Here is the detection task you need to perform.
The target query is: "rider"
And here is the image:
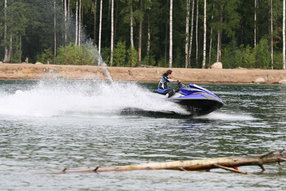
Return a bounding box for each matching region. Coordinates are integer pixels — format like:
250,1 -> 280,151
157,70 -> 181,97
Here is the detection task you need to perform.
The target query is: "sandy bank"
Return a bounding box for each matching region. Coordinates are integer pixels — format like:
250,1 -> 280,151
0,63 -> 285,84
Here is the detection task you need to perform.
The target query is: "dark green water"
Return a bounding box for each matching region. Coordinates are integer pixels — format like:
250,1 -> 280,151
0,80 -> 285,190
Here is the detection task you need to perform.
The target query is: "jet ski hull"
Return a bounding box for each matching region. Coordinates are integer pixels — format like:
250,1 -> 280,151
169,97 -> 223,116
163,84 -> 224,116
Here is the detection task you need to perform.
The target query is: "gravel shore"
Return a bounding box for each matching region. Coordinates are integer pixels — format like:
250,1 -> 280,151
0,63 -> 286,84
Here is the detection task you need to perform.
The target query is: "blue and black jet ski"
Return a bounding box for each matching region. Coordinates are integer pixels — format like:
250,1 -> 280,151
159,83 -> 223,116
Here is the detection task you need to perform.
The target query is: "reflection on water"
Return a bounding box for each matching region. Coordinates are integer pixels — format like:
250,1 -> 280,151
0,80 -> 286,191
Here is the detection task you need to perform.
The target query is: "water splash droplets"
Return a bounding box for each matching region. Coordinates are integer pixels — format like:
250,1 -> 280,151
0,80 -> 188,117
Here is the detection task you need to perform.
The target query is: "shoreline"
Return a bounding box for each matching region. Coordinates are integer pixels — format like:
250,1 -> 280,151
0,63 -> 286,84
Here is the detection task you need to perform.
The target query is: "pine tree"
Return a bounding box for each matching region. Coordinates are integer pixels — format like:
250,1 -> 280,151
283,0 -> 286,69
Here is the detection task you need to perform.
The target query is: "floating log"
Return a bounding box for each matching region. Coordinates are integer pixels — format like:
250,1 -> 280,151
46,150 -> 286,174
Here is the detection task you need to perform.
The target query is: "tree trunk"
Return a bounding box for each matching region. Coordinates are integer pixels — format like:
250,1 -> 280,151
202,0 -> 206,68
108,0 -> 111,21
254,0 -> 257,47
185,0 -> 190,68
270,0 -> 273,69
75,0 -> 78,45
110,0 -> 114,66
209,4 -> 214,66
94,0 -> 97,44
68,0 -> 70,36
99,0 -> 103,54
79,0 -> 82,45
54,0 -> 57,64
7,34 -> 13,62
216,4 -> 223,63
169,0 -> 173,68
64,0 -> 67,45
138,0 -> 143,67
164,17 -> 168,67
19,35 -> 22,62
4,0 -> 8,63
68,0 -> 70,18
114,0 -> 119,42
195,0 -> 199,67
47,151 -> 286,174
147,12 -> 151,65
130,1 -> 134,49
283,0 -> 285,69
188,0 -> 195,68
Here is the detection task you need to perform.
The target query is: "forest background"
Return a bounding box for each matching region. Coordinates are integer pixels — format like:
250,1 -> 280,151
0,0 -> 286,70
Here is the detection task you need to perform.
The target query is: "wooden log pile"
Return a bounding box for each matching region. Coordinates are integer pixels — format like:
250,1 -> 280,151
45,150 -> 286,175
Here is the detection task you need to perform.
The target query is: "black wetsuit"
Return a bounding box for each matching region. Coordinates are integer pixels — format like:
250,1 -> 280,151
157,76 -> 175,97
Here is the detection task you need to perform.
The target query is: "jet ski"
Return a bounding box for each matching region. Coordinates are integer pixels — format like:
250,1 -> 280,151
157,83 -> 223,116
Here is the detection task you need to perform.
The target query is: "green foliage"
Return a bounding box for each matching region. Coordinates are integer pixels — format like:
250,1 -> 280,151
0,0 -> 285,69
157,58 -> 166,67
174,47 -> 183,68
254,38 -> 270,69
101,47 -> 111,66
273,52 -> 283,69
11,36 -> 22,63
232,49 -> 243,68
221,43 -> 245,69
5,1 -> 32,36
36,48 -> 53,64
241,45 -> 256,68
113,41 -> 127,66
142,55 -> 156,67
127,47 -> 138,67
221,45 -> 236,69
221,39 -> 271,69
56,44 -> 96,65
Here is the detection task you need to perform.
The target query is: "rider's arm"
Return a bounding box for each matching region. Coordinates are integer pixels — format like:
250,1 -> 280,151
168,78 -> 180,83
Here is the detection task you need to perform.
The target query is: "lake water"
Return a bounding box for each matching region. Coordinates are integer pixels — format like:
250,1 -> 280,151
0,80 -> 285,191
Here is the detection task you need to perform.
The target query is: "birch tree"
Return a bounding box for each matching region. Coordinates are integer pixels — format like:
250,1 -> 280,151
110,0 -> 114,66
209,3 -> 214,66
79,0 -> 81,45
188,0 -> 195,68
98,0 -> 103,54
195,0 -> 199,66
185,0 -> 190,68
54,0 -> 57,64
169,0 -> 173,68
202,0 -> 206,68
130,0 -> 134,49
64,0 -> 67,45
75,0 -> 78,45
94,0 -> 97,44
138,0 -> 143,67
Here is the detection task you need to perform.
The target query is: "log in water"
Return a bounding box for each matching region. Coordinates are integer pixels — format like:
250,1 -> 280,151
47,151 -> 286,174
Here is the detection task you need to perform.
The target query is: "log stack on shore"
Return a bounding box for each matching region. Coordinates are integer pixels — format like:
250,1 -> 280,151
0,63 -> 286,84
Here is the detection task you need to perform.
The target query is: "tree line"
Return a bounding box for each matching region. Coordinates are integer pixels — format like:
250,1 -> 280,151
0,0 -> 286,69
